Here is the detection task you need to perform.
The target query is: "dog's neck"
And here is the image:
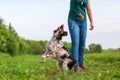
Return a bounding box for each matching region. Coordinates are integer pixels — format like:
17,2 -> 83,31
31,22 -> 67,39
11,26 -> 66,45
52,36 -> 62,41
49,36 -> 62,44
56,36 -> 62,41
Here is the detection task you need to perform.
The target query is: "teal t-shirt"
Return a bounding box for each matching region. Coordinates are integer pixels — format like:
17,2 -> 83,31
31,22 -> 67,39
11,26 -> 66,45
68,0 -> 88,22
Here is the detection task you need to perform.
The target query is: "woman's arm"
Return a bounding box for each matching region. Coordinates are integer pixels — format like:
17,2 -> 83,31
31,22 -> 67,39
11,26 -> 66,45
87,0 -> 94,30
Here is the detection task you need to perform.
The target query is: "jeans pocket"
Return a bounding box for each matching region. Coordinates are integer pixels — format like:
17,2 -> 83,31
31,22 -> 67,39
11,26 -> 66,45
68,18 -> 75,30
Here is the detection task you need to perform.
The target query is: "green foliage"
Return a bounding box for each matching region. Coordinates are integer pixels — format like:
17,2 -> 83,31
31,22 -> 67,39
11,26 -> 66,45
0,18 -> 47,56
19,39 -> 30,55
6,34 -> 19,56
117,48 -> 120,52
64,42 -> 71,51
0,22 -> 8,52
0,18 -> 19,56
39,40 -> 47,54
0,52 -> 120,80
85,48 -> 89,53
25,40 -> 47,55
88,43 -> 102,53
0,35 -> 7,52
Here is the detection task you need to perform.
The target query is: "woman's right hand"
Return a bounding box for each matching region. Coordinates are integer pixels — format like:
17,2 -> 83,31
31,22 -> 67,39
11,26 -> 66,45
79,13 -> 84,20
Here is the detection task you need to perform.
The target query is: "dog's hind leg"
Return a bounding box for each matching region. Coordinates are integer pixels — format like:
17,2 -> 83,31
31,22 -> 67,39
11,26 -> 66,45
62,61 -> 69,71
58,61 -> 64,71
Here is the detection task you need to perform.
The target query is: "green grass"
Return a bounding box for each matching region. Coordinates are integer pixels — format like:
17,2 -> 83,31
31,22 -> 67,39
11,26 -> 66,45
0,52 -> 120,80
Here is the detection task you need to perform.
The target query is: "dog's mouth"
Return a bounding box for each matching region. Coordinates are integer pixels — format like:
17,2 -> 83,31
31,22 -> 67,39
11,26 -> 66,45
53,31 -> 68,36
56,31 -> 67,40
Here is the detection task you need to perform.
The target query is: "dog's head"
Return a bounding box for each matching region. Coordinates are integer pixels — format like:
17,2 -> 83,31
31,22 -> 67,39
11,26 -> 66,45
53,24 -> 67,40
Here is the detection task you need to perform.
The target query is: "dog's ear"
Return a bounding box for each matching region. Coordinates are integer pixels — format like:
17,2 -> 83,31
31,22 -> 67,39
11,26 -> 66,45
60,24 -> 64,28
53,27 -> 59,33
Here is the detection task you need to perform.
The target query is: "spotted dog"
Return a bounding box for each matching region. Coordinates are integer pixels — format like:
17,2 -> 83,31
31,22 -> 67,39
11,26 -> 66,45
40,24 -> 76,71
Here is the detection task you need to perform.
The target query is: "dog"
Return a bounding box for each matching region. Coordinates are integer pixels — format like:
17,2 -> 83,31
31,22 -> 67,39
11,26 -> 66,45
40,24 -> 76,71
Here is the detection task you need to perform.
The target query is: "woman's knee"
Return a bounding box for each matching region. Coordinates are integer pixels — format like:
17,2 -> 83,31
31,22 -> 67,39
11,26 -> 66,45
72,40 -> 79,47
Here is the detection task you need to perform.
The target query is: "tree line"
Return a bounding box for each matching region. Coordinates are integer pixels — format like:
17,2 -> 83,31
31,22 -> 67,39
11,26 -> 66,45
0,18 -> 119,56
0,18 -> 47,56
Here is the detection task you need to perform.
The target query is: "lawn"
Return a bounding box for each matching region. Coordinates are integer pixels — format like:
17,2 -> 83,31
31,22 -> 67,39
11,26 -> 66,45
0,52 -> 120,80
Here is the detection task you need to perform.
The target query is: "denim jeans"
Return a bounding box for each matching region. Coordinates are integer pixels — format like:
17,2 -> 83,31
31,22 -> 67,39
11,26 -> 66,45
68,18 -> 87,71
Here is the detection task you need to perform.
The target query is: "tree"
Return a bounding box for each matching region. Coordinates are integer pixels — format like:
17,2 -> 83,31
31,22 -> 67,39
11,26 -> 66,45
85,48 -> 89,53
88,43 -> 102,53
0,18 -> 3,25
0,19 -> 8,52
117,48 -> 120,52
96,44 -> 102,53
0,35 -> 7,52
6,34 -> 19,56
89,43 -> 96,53
19,39 -> 31,55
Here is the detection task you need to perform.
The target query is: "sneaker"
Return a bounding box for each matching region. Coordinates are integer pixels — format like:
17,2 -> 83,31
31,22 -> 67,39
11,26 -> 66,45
74,65 -> 79,72
79,64 -> 86,71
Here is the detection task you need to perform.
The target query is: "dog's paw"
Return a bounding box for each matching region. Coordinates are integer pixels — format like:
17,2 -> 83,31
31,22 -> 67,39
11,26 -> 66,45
40,61 -> 44,64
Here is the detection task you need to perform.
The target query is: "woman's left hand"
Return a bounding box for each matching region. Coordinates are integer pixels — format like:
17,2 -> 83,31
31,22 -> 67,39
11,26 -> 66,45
89,23 -> 94,30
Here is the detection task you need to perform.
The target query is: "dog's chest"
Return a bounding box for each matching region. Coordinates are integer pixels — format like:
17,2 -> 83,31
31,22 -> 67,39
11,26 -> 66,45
47,38 -> 63,51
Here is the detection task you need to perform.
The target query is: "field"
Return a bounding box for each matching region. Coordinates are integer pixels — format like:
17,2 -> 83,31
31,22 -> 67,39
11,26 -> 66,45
0,52 -> 120,80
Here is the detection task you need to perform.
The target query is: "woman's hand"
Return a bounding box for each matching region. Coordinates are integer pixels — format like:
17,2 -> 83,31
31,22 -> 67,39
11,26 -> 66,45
89,23 -> 94,30
79,13 -> 84,20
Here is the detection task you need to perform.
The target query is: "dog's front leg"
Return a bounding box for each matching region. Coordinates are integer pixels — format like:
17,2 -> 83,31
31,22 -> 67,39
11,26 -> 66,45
40,54 -> 47,63
40,50 -> 49,63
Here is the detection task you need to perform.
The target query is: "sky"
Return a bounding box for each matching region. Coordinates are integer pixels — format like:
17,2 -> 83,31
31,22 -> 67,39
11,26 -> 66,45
0,0 -> 120,49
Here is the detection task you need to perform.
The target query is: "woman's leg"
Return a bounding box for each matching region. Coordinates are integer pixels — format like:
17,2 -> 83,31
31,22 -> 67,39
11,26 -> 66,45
68,18 -> 80,71
79,21 -> 87,69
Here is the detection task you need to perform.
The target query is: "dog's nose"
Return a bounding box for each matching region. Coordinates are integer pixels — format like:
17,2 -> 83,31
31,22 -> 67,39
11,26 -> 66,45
63,31 -> 68,36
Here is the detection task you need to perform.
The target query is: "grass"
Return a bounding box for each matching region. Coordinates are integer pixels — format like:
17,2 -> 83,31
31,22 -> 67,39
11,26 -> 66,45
0,52 -> 120,80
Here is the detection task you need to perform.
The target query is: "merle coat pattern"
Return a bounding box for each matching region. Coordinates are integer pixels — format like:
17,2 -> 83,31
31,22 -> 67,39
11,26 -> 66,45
40,25 -> 76,71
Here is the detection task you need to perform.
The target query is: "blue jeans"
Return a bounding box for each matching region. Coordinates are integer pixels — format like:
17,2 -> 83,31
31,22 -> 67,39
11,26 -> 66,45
68,18 -> 87,70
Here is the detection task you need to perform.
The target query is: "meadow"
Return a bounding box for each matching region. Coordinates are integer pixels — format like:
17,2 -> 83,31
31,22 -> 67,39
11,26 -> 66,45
0,52 -> 120,80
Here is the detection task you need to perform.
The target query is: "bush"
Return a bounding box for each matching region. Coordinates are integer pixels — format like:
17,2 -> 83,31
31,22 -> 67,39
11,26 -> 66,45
88,43 -> 102,53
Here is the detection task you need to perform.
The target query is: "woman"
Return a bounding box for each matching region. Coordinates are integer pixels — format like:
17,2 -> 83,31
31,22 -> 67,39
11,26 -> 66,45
68,0 -> 94,71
